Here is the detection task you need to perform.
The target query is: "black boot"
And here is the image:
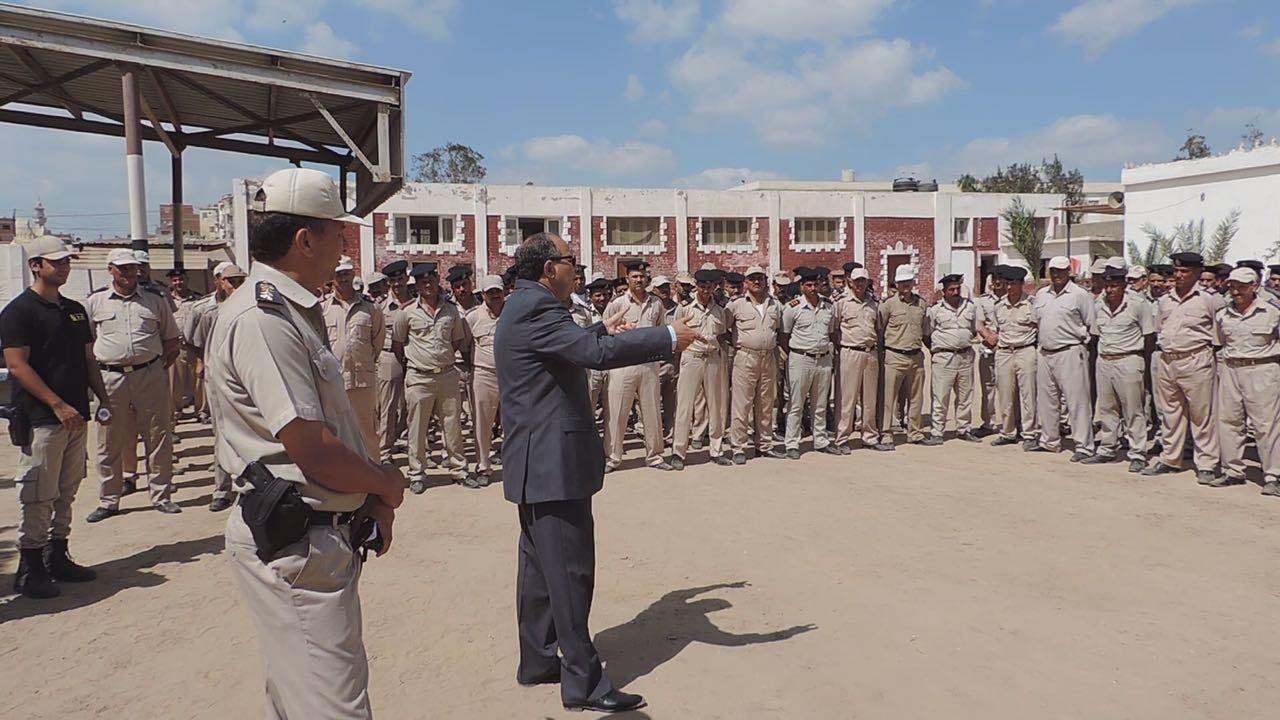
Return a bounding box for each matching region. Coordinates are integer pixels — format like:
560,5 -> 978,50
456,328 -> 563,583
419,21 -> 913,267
15,547 -> 60,599
45,539 -> 97,582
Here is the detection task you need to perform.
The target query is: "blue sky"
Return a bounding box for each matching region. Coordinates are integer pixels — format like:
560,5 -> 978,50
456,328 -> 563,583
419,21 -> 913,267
6,0 -> 1280,237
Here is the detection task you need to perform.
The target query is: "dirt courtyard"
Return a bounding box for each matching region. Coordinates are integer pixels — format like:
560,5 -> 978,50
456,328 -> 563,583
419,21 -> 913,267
1,418 -> 1278,719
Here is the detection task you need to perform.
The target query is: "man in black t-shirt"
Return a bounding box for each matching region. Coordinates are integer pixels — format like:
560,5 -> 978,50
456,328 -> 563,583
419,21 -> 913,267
1,235 -> 110,599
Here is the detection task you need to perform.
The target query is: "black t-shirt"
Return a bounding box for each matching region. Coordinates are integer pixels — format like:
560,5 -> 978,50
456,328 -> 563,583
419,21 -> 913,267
0,288 -> 93,426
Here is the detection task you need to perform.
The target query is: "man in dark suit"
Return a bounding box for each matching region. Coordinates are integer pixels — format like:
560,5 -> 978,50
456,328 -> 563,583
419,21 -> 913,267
497,233 -> 696,714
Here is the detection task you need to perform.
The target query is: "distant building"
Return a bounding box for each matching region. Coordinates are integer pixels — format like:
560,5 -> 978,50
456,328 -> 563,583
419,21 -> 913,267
159,203 -> 200,237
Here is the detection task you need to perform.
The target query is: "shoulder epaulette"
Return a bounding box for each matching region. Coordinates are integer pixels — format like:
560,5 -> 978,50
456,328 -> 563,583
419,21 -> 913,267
142,284 -> 163,296
789,298 -> 801,307
255,281 -> 283,306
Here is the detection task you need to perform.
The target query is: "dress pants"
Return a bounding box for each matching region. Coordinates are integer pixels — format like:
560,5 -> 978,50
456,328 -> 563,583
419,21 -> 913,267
97,362 -> 173,509
996,346 -> 1038,441
16,424 -> 87,549
605,364 -> 664,466
376,351 -> 407,463
930,348 -> 974,438
405,366 -> 467,480
978,347 -> 1001,429
673,351 -> 726,459
472,366 -> 500,474
1217,361 -> 1280,481
517,499 -> 614,706
881,349 -> 924,443
834,347 -> 880,446
1094,354 -> 1148,461
730,348 -> 777,454
784,352 -> 833,451
1154,348 -> 1219,471
1036,345 -> 1094,454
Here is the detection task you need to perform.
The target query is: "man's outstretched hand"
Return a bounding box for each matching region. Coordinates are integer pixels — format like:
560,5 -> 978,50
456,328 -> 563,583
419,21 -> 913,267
605,309 -> 635,335
671,316 -> 700,353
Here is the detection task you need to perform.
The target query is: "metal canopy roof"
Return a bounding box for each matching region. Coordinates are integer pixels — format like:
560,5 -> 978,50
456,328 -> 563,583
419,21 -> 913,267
0,3 -> 410,215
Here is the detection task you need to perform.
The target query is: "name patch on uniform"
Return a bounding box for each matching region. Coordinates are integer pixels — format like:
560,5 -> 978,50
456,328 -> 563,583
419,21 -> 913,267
69,312 -> 86,322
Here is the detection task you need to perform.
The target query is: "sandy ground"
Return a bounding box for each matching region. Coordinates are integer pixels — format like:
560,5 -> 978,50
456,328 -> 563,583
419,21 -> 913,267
1,415 -> 1279,720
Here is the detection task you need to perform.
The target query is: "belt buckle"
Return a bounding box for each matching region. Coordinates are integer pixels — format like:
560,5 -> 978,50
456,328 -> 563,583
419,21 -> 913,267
121,364 -> 134,374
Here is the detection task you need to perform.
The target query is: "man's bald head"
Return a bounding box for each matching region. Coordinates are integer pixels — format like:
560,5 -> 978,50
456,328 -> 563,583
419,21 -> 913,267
514,232 -> 576,300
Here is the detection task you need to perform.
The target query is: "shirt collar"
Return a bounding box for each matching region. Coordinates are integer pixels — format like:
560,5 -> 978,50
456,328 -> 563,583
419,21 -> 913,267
1225,298 -> 1262,317
250,262 -> 320,309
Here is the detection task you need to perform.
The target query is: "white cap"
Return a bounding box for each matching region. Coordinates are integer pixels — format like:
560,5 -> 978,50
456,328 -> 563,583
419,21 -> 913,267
1126,265 -> 1147,280
219,263 -> 246,279
1227,267 -> 1259,284
335,255 -> 356,273
212,261 -> 232,277
106,248 -> 140,266
479,274 -> 504,292
364,271 -> 387,285
849,268 -> 869,281
648,275 -> 671,290
1047,256 -> 1071,270
133,249 -> 151,265
893,265 -> 915,283
590,271 -> 605,282
253,168 -> 362,223
26,235 -> 76,261
1105,256 -> 1126,269
1089,257 -> 1108,274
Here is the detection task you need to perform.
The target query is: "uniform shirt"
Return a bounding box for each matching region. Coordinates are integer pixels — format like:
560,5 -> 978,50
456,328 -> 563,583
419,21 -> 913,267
85,284 -> 180,365
184,293 -> 216,345
975,292 -> 1003,332
604,291 -> 667,331
465,303 -> 501,371
170,289 -> 201,344
925,298 -> 979,351
190,297 -> 221,351
570,303 -> 598,329
781,295 -> 836,353
878,293 -> 926,351
322,293 -> 385,389
991,294 -> 1039,349
1093,294 -> 1155,355
726,294 -> 783,351
393,296 -> 467,372
1215,298 -> 1280,360
380,294 -> 411,353
834,294 -> 879,349
674,298 -> 727,355
1156,286 -> 1226,353
1034,281 -> 1095,351
205,262 -> 369,512
0,288 -> 93,426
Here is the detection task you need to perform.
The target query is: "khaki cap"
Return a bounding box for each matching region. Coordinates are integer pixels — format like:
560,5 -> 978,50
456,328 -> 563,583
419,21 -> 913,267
220,263 -> 246,279
744,265 -> 767,277
26,235 -> 76,261
479,274 -> 504,292
773,272 -> 792,285
106,247 -> 140,267
253,168 -> 362,223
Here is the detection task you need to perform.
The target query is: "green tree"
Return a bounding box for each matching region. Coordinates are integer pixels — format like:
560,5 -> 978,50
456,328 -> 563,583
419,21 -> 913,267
1265,231 -> 1280,263
1127,229 -> 1166,267
1243,121 -> 1265,149
1175,129 -> 1211,161
1205,208 -> 1241,263
1002,197 -> 1044,276
954,155 -> 1084,207
411,142 -> 487,183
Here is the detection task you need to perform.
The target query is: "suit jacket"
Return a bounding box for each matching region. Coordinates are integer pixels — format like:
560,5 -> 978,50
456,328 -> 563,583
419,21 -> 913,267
497,279 -> 672,504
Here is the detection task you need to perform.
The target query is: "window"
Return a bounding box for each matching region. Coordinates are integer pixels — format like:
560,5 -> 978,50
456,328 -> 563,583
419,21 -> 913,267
702,218 -> 751,245
392,215 -> 454,245
503,217 -> 561,246
953,218 -> 972,247
607,217 -> 661,246
794,218 -> 839,245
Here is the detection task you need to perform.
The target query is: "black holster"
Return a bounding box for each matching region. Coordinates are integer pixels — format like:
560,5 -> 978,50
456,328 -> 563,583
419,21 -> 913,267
238,461 -> 313,562
1,405 -> 31,447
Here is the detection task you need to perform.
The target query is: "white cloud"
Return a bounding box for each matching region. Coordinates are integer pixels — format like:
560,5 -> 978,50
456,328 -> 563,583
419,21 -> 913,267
355,0 -> 458,40
613,0 -> 701,44
636,118 -> 667,138
673,167 -> 783,188
624,74 -> 646,102
519,135 -> 676,179
945,114 -> 1171,179
1262,39 -> 1280,57
1051,0 -> 1205,58
303,21 -> 357,58
1239,21 -> 1266,39
720,0 -> 892,40
31,0 -> 249,39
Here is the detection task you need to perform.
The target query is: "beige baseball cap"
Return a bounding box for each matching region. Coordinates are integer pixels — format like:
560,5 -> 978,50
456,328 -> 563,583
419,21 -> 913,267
745,265 -> 767,277
1126,265 -> 1147,279
773,272 -> 792,285
220,263 -> 246,279
893,265 -> 915,283
335,255 -> 356,273
648,275 -> 671,290
365,271 -> 387,285
1227,267 -> 1258,284
253,168 -> 362,223
27,235 -> 76,261
1047,256 -> 1071,270
1089,257 -> 1107,274
849,268 -> 869,281
479,274 -> 504,292
106,248 -> 140,267
133,249 -> 151,265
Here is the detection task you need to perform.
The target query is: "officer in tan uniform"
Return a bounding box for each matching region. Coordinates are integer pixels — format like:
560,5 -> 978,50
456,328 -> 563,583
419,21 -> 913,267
1083,266 -> 1155,472
393,261 -> 470,492
190,262 -> 247,511
576,278 -> 612,416
167,268 -> 200,417
725,265 -> 784,463
377,260 -> 412,463
604,260 -> 673,471
1030,256 -> 1097,461
1210,267 -> 1280,493
323,255 -> 385,460
975,270 -> 1007,435
671,269 -> 732,469
781,267 -> 840,459
878,265 -> 928,447
982,265 -> 1039,448
651,275 -> 681,441
833,268 -> 885,451
1269,264 -> 1280,294
84,248 -> 182,522
464,274 -> 505,488
1142,252 -> 1225,483
206,168 -> 403,719
924,273 -> 981,444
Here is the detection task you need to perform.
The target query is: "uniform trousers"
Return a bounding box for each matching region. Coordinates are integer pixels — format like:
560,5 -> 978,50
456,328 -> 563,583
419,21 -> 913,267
673,350 -> 726,459
472,366 -> 500,474
784,352 -> 833,451
171,344 -> 197,412
405,365 -> 467,480
605,364 -> 664,466
1154,348 -> 1219,471
978,348 -> 1001,429
210,411 -> 234,501
930,347 -> 975,438
659,360 -> 678,438
225,510 -> 370,720
1094,354 -> 1149,461
996,346 -> 1038,441
1217,361 -> 1280,481
16,424 -> 87,550
881,349 -> 925,443
730,348 -> 778,454
376,351 -> 406,463
97,362 -> 173,509
834,347 -> 880,446
1036,345 -> 1094,454
347,386 -> 379,461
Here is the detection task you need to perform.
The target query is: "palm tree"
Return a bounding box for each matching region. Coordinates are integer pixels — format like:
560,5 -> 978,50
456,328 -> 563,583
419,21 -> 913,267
1205,209 -> 1241,264
1002,197 -> 1043,277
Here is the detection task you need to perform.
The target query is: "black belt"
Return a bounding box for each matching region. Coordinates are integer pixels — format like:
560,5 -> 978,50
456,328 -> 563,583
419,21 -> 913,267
998,343 -> 1036,351
932,347 -> 972,354
840,345 -> 876,352
886,346 -> 922,355
98,356 -> 161,374
1040,343 -> 1083,354
408,364 -> 454,375
793,349 -> 831,358
1224,356 -> 1280,368
237,496 -> 354,528
1099,350 -> 1143,361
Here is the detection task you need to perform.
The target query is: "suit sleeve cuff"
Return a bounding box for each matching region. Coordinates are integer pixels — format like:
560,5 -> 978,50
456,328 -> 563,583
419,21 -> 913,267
667,325 -> 677,352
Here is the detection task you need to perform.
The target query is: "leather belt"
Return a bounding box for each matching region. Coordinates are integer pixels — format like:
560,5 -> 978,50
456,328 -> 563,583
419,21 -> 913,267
793,348 -> 831,358
998,343 -> 1036,351
236,496 -> 354,528
931,347 -> 972,354
1161,345 -> 1209,361
735,346 -> 774,355
886,346 -> 922,355
685,349 -> 720,358
98,356 -> 161,374
1224,356 -> 1280,368
1100,350 -> 1144,361
1040,343 -> 1083,355
408,364 -> 454,375
840,345 -> 876,352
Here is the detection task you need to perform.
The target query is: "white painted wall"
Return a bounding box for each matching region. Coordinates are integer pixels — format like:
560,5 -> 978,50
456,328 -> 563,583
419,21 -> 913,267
1123,145 -> 1280,262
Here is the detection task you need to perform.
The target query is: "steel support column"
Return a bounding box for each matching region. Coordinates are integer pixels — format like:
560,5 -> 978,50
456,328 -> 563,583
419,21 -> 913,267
172,152 -> 184,268
121,67 -> 147,251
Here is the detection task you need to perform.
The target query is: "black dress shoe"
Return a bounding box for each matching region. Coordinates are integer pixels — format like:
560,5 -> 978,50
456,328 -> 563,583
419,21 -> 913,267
786,448 -> 801,460
711,455 -> 733,466
565,690 -> 646,714
762,448 -> 787,459
732,452 -> 747,465
122,478 -> 138,495
669,456 -> 685,471
85,507 -> 118,523
516,668 -> 560,687
209,497 -> 234,512
990,436 -> 1018,446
